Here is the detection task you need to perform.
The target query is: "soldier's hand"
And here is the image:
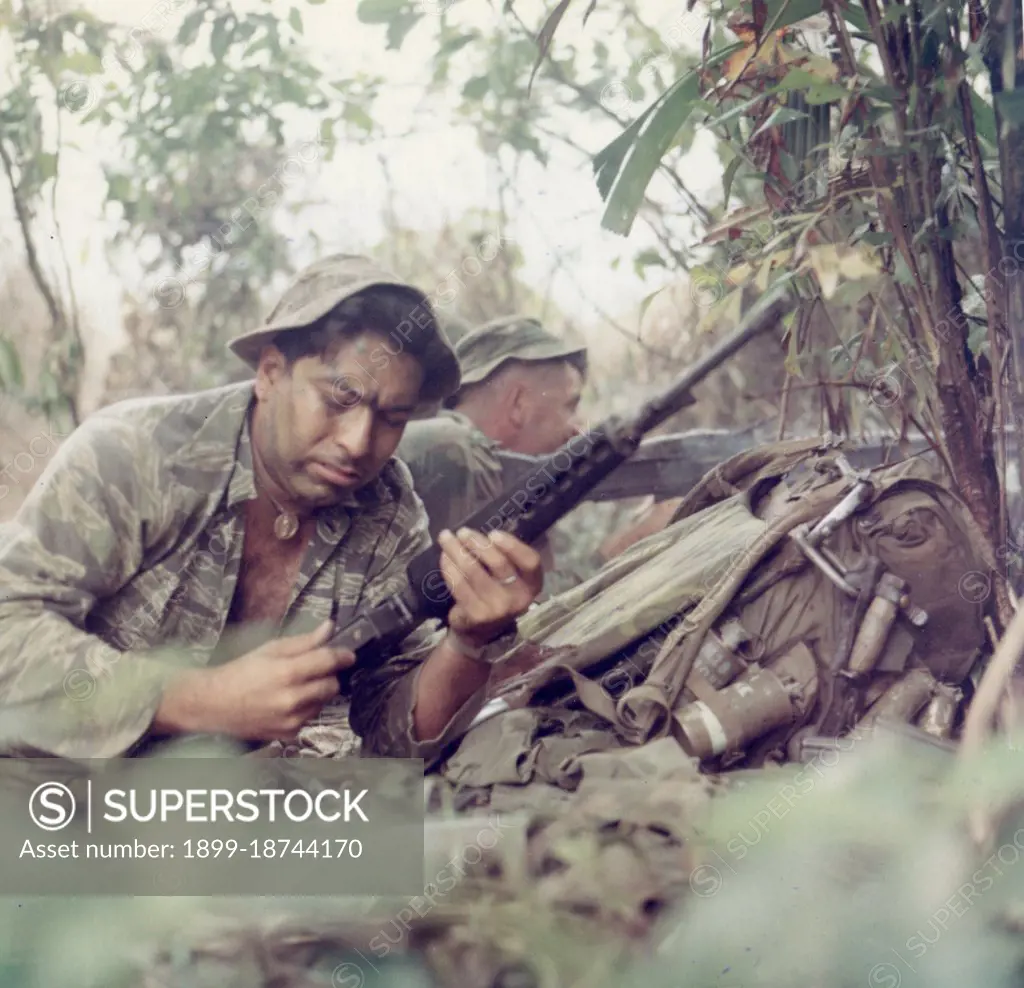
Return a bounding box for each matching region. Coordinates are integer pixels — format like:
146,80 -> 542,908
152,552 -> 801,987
155,621 -> 355,741
438,527 -> 543,648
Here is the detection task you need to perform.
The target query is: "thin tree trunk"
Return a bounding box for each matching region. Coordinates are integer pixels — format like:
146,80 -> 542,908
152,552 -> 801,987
988,0 -> 1024,577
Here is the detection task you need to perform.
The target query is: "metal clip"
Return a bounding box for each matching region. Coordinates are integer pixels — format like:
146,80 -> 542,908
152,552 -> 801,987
796,481 -> 876,550
834,452 -> 871,483
791,487 -> 928,629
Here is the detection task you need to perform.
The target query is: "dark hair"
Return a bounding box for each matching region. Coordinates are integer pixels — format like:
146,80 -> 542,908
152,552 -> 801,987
273,286 -> 438,367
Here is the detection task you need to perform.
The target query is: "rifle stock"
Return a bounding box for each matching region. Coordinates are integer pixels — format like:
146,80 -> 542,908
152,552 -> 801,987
330,287 -> 793,678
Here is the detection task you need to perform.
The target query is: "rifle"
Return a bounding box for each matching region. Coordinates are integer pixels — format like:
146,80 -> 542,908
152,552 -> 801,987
492,432 -> 935,504
330,286 -> 793,675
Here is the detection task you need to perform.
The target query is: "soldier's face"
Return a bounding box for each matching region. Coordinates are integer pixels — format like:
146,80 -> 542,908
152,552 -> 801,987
254,330 -> 424,507
515,362 -> 584,455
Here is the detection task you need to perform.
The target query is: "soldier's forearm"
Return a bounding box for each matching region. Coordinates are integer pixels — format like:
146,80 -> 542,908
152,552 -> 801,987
151,667 -> 219,738
413,634 -> 490,741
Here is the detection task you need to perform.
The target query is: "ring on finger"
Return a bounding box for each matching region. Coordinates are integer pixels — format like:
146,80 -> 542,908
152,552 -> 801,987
499,574 -> 518,586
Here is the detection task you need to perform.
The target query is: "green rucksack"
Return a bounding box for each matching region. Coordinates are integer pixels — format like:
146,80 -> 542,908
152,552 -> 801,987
438,437 -> 991,793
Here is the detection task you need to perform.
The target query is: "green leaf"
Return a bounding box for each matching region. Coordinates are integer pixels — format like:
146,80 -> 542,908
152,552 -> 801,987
840,3 -> 870,33
590,0 -> 862,238
771,0 -> 868,32
210,16 -> 230,61
592,62 -> 709,235
462,75 -> 490,100
698,284 -> 744,333
777,67 -> 817,91
342,104 -> 374,131
57,51 -> 103,75
289,7 -> 303,33
893,252 -> 914,285
106,173 -> 132,202
638,288 -> 661,323
971,90 -> 996,145
0,337 -> 23,389
177,8 -> 205,47
530,0 -> 573,89
357,0 -> 408,23
722,155 -> 742,209
752,106 -> 809,138
243,33 -> 274,58
439,33 -> 477,56
861,83 -> 902,104
713,90 -> 776,128
279,75 -> 309,104
767,0 -> 830,27
804,82 -> 848,105
385,12 -> 421,49
633,249 -> 666,275
36,152 -> 58,183
831,279 -> 873,306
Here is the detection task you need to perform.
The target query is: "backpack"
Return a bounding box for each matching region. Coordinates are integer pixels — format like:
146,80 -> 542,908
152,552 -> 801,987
438,437 -> 991,792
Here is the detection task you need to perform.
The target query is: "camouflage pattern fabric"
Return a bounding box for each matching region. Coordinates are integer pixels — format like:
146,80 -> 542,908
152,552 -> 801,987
0,382 -> 487,762
396,410 -> 504,542
447,315 -> 587,399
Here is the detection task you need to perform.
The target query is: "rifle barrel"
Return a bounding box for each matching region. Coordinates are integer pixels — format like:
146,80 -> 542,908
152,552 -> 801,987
630,291 -> 791,438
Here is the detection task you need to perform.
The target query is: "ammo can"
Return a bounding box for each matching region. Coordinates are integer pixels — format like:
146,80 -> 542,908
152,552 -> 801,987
672,667 -> 800,762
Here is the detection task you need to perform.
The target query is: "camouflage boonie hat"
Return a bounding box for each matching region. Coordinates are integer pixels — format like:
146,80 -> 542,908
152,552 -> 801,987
227,253 -> 461,404
447,316 -> 587,404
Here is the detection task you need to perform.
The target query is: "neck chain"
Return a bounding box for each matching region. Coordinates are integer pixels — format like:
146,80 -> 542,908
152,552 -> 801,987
265,489 -> 300,541
251,441 -> 300,541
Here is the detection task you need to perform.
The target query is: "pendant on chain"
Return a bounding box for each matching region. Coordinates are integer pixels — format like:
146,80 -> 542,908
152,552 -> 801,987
273,512 -> 300,541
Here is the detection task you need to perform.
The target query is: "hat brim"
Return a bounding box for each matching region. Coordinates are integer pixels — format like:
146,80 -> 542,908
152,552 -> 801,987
456,341 -> 588,389
228,277 -> 421,366
228,278 -> 461,405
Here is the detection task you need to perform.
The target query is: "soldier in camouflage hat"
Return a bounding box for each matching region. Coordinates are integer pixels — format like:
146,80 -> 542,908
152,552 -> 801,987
0,254 -> 544,762
397,315 -> 587,540
445,315 -> 587,446
397,316 -> 587,597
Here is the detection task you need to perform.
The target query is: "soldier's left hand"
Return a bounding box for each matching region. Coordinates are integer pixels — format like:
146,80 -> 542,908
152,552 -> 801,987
438,527 -> 543,648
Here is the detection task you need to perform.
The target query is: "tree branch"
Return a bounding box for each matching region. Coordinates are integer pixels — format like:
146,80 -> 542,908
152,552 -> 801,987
0,138 -> 65,335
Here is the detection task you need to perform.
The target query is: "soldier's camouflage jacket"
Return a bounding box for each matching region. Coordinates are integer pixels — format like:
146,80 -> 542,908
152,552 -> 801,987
396,409 -> 504,542
0,383 -> 486,761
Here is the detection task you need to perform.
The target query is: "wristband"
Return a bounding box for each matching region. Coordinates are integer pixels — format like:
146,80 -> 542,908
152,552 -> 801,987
445,628 -> 515,666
